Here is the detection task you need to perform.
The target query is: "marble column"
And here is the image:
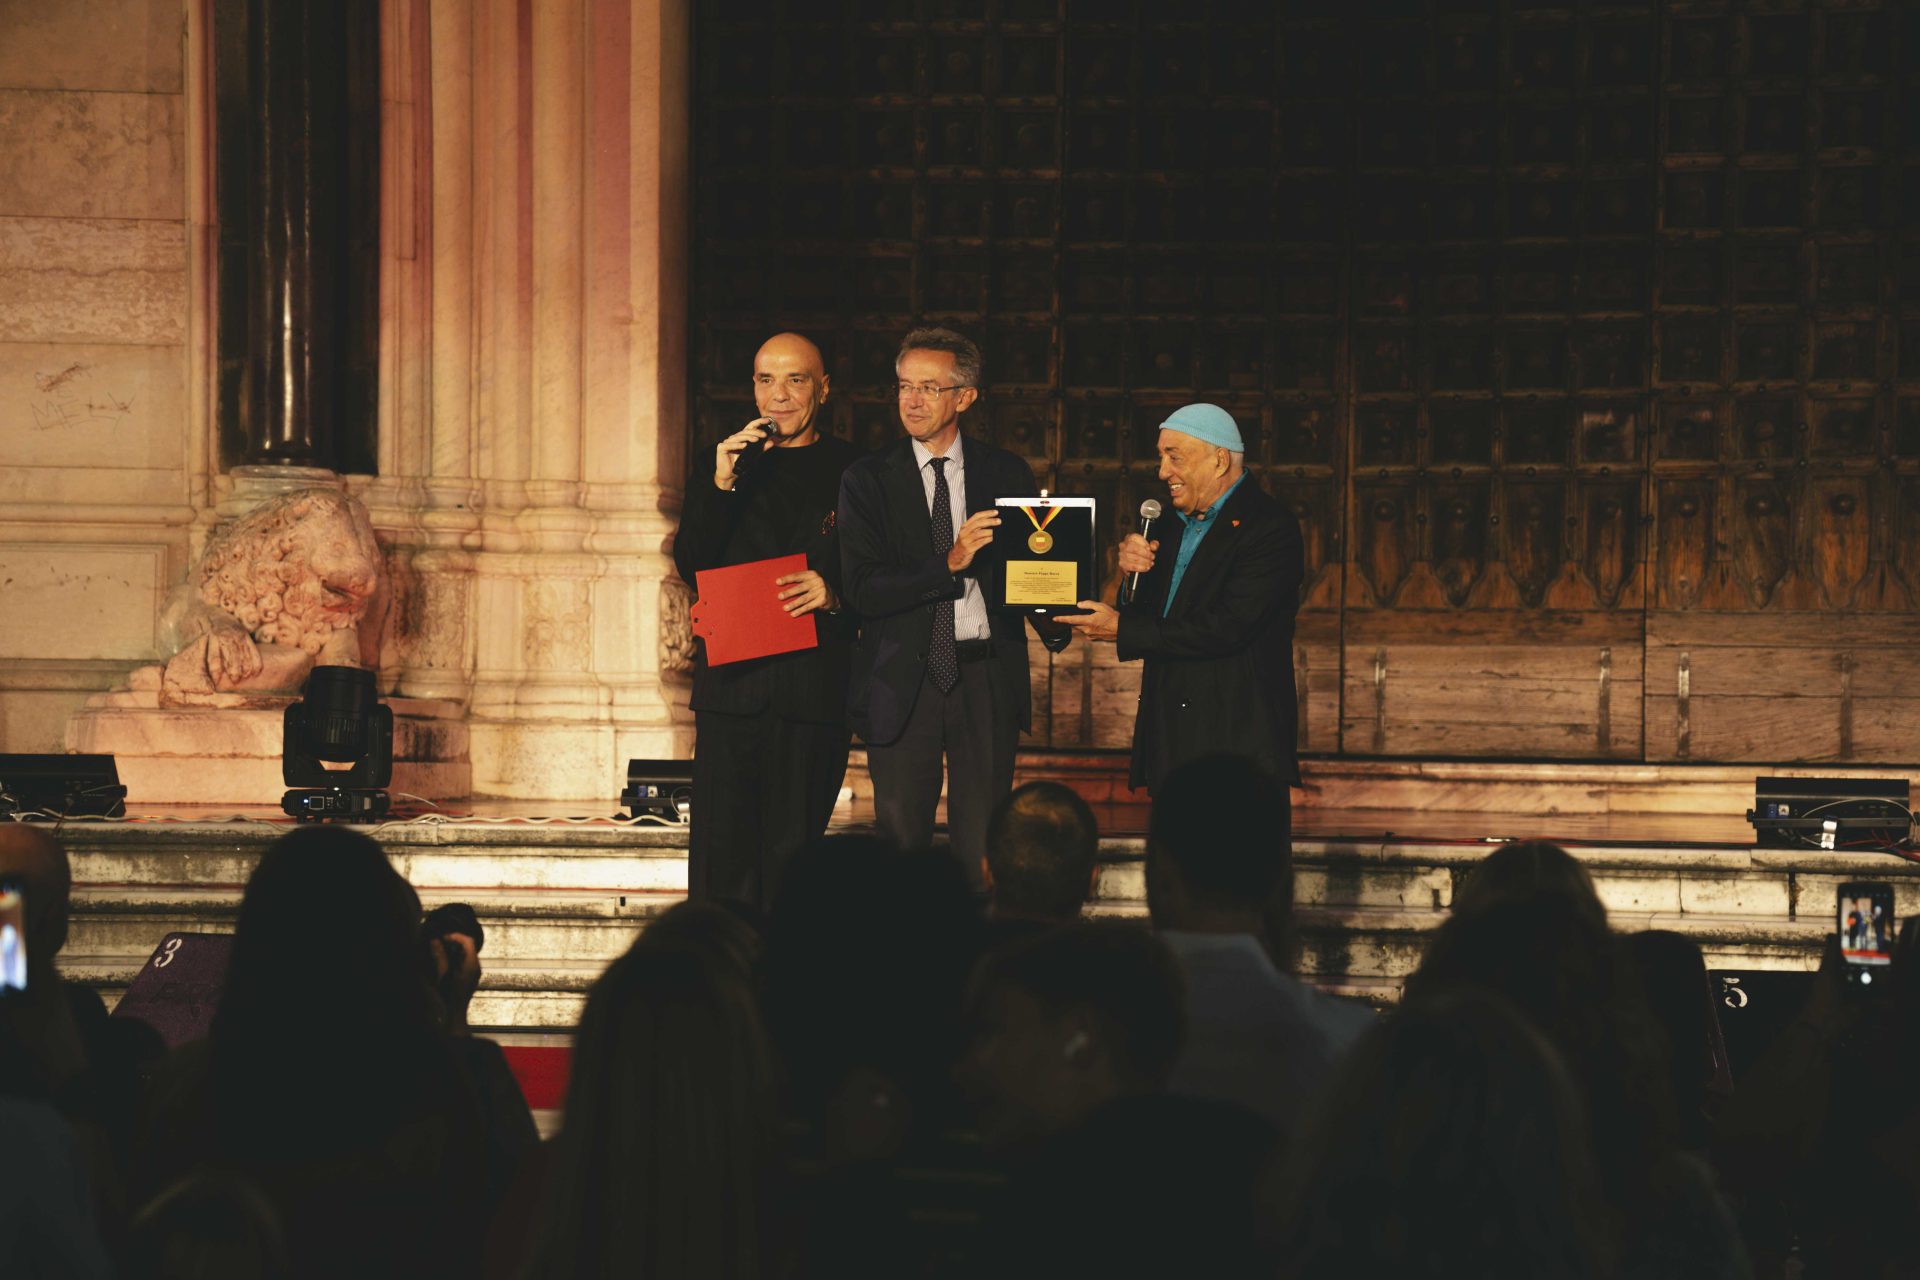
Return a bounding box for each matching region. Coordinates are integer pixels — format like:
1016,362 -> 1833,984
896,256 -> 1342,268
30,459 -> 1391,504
361,0 -> 693,798
242,0 -> 355,467
355,0 -> 480,707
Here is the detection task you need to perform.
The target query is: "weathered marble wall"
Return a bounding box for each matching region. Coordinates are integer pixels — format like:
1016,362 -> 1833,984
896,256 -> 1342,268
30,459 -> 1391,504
1,0 -> 694,799
0,0 -> 203,753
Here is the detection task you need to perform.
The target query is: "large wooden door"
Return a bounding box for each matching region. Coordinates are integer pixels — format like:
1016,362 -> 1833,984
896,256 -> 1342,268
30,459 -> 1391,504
690,1 -> 1920,767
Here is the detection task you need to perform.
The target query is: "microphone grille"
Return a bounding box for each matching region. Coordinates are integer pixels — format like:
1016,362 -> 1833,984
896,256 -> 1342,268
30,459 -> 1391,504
1139,499 -> 1163,520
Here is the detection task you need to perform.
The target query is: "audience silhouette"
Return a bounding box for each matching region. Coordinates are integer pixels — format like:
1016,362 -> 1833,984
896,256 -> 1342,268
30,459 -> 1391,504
133,826 -> 528,1280
981,780 -> 1101,926
518,935 -> 779,1279
1147,753 -> 1370,1137
9,767 -> 1910,1279
1273,987 -> 1612,1279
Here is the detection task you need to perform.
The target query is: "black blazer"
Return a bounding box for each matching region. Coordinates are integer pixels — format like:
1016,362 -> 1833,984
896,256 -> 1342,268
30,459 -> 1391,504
1116,477 -> 1303,793
672,436 -> 859,726
838,435 -> 1068,747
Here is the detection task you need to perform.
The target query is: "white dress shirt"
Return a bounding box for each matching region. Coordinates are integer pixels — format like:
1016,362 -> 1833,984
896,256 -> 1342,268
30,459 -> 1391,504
1158,930 -> 1374,1136
911,437 -> 991,642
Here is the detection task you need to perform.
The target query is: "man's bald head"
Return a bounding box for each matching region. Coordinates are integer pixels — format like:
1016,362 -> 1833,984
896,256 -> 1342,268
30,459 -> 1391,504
752,332 -> 831,444
756,331 -> 825,376
0,824 -> 71,964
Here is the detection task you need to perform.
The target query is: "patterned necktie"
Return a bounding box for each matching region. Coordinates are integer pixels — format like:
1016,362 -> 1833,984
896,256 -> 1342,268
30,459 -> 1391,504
927,456 -> 959,693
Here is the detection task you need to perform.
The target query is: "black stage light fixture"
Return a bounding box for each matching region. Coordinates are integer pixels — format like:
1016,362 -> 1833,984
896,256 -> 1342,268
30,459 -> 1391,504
1747,776 -> 1913,850
0,753 -> 127,820
622,759 -> 692,822
282,666 -> 393,822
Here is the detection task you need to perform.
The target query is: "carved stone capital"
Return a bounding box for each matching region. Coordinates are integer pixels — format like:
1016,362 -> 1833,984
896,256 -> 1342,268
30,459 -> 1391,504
659,577 -> 695,675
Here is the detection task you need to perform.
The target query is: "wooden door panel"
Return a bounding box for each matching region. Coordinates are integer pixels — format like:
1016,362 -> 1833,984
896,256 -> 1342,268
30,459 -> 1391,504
1645,615 -> 1920,762
688,3 -> 1915,769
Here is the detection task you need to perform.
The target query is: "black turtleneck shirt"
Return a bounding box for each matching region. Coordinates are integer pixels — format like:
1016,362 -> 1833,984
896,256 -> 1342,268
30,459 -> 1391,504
672,434 -> 861,724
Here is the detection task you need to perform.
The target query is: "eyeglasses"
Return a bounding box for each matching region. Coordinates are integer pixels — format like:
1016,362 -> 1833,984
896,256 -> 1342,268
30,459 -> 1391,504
896,382 -> 968,400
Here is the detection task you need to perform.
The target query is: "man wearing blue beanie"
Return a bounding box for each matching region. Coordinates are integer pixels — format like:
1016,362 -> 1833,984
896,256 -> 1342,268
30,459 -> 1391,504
1060,404 -> 1303,810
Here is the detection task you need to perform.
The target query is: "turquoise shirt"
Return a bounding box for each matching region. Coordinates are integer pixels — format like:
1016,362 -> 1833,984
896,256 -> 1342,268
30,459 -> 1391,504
1164,472 -> 1247,615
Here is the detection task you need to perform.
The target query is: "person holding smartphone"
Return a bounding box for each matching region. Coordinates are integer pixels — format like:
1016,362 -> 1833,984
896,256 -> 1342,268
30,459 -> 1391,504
0,901 -> 23,994
0,827 -> 76,1024
1839,883 -> 1895,980
672,332 -> 860,910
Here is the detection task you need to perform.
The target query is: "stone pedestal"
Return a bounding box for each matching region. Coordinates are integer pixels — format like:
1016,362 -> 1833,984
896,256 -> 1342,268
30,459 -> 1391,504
65,685 -> 469,806
218,464 -> 343,516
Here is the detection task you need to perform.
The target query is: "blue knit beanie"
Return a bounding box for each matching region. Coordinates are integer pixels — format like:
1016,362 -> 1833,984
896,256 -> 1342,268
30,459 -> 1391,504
1159,403 -> 1244,452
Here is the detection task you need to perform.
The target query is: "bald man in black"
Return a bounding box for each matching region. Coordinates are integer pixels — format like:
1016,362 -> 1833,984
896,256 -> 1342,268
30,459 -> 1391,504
673,333 -> 860,908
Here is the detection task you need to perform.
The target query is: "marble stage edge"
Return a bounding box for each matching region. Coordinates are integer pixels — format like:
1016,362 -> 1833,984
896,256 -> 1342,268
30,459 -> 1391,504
50,757 -> 1919,1039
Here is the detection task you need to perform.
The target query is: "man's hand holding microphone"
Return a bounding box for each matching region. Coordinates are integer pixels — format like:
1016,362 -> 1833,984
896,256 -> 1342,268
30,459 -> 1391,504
1117,531 -> 1159,583
1060,501 -> 1160,642
714,417 -> 776,492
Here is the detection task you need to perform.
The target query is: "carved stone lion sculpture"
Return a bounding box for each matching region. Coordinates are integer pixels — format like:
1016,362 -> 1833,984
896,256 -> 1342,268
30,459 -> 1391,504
155,487 -> 386,696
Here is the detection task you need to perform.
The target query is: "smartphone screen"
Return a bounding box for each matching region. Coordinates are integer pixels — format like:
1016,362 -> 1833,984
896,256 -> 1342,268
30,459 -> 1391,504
0,882 -> 26,995
1839,882 -> 1894,986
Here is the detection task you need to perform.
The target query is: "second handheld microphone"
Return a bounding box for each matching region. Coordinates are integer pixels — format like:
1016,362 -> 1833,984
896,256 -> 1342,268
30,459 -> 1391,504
1120,498 -> 1163,607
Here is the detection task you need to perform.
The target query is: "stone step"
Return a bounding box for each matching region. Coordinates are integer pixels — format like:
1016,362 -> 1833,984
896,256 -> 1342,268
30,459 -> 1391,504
66,841 -> 1836,932
65,889 -> 682,974
64,955 -> 619,1031
867,751 -> 1920,823
68,907 -> 1831,1032
59,813 -> 1911,1035
70,902 -> 1833,1017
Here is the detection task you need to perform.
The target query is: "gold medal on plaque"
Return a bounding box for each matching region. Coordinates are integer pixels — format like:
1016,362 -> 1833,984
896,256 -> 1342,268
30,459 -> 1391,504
997,493 -> 1093,611
1020,504 -> 1061,556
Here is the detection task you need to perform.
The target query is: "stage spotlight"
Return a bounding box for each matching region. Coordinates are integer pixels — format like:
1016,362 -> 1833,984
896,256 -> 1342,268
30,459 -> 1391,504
0,754 -> 127,820
282,666 -> 393,821
622,759 -> 692,823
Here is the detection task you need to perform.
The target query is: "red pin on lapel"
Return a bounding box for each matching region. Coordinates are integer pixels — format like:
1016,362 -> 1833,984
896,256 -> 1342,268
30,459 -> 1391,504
1231,519 -> 1241,527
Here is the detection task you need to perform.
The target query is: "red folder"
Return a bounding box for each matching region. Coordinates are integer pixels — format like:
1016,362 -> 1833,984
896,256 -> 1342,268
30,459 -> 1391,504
690,554 -> 818,666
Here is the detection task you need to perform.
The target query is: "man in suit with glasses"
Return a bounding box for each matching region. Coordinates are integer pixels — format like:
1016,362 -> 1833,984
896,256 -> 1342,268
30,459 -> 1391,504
838,327 -> 1070,882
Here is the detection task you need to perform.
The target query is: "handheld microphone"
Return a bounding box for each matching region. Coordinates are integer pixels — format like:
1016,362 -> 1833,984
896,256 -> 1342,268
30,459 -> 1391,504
1121,498 -> 1162,606
732,417 -> 777,483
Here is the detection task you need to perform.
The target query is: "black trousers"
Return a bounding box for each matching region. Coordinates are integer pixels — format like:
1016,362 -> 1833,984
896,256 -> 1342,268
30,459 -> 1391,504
689,709 -> 850,910
866,654 -> 1016,887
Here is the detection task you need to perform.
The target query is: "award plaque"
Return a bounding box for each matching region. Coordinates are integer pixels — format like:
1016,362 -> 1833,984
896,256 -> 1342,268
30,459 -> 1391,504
990,495 -> 1096,615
